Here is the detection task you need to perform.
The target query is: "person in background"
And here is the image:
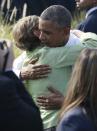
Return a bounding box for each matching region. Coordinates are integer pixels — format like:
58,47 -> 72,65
57,48 -> 97,131
75,0 -> 97,34
0,37 -> 43,131
0,0 -> 76,23
0,39 -> 14,71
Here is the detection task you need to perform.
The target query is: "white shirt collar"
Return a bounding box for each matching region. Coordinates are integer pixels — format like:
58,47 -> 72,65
66,32 -> 80,47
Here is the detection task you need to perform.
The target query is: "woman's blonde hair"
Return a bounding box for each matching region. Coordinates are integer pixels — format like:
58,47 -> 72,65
60,48 -> 97,125
12,15 -> 40,51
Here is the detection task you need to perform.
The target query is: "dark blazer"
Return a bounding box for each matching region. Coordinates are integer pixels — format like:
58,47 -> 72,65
77,9 -> 97,34
0,71 -> 43,131
56,107 -> 96,131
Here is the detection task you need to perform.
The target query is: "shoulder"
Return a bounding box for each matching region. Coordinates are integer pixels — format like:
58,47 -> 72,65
57,107 -> 96,131
0,71 -> 19,85
80,32 -> 97,46
66,33 -> 80,47
61,107 -> 87,123
84,14 -> 97,26
77,15 -> 97,33
0,72 -> 18,97
0,71 -> 15,82
0,71 -> 23,88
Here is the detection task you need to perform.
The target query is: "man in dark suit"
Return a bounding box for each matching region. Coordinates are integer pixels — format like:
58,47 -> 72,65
75,0 -> 97,34
0,40 -> 43,131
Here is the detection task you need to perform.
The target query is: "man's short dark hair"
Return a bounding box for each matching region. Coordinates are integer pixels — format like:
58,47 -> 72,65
40,5 -> 72,28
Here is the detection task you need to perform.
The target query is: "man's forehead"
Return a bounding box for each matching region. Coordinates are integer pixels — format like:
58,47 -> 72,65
39,18 -> 59,30
39,18 -> 51,24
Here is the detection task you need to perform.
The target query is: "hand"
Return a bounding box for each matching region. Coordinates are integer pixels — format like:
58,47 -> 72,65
36,87 -> 64,110
20,64 -> 51,80
71,29 -> 85,38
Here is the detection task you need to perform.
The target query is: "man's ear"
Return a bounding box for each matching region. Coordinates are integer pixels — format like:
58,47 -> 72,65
63,27 -> 70,36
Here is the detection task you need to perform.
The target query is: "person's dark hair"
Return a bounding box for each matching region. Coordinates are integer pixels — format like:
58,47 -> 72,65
40,5 -> 72,28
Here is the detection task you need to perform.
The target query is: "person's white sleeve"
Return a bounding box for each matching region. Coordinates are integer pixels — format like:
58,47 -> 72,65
67,32 -> 80,46
13,52 -> 26,77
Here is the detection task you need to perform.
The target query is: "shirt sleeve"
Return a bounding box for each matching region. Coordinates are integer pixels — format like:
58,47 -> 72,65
80,32 -> 97,48
13,52 -> 26,77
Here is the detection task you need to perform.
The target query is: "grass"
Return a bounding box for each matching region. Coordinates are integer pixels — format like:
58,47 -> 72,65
0,15 -> 22,57
72,11 -> 85,28
0,18 -> 12,39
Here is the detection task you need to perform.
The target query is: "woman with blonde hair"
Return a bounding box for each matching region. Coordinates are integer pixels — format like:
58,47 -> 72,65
13,15 -> 40,51
57,48 -> 97,131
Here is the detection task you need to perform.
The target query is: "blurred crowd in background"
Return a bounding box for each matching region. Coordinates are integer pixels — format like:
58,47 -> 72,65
0,0 -> 76,23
